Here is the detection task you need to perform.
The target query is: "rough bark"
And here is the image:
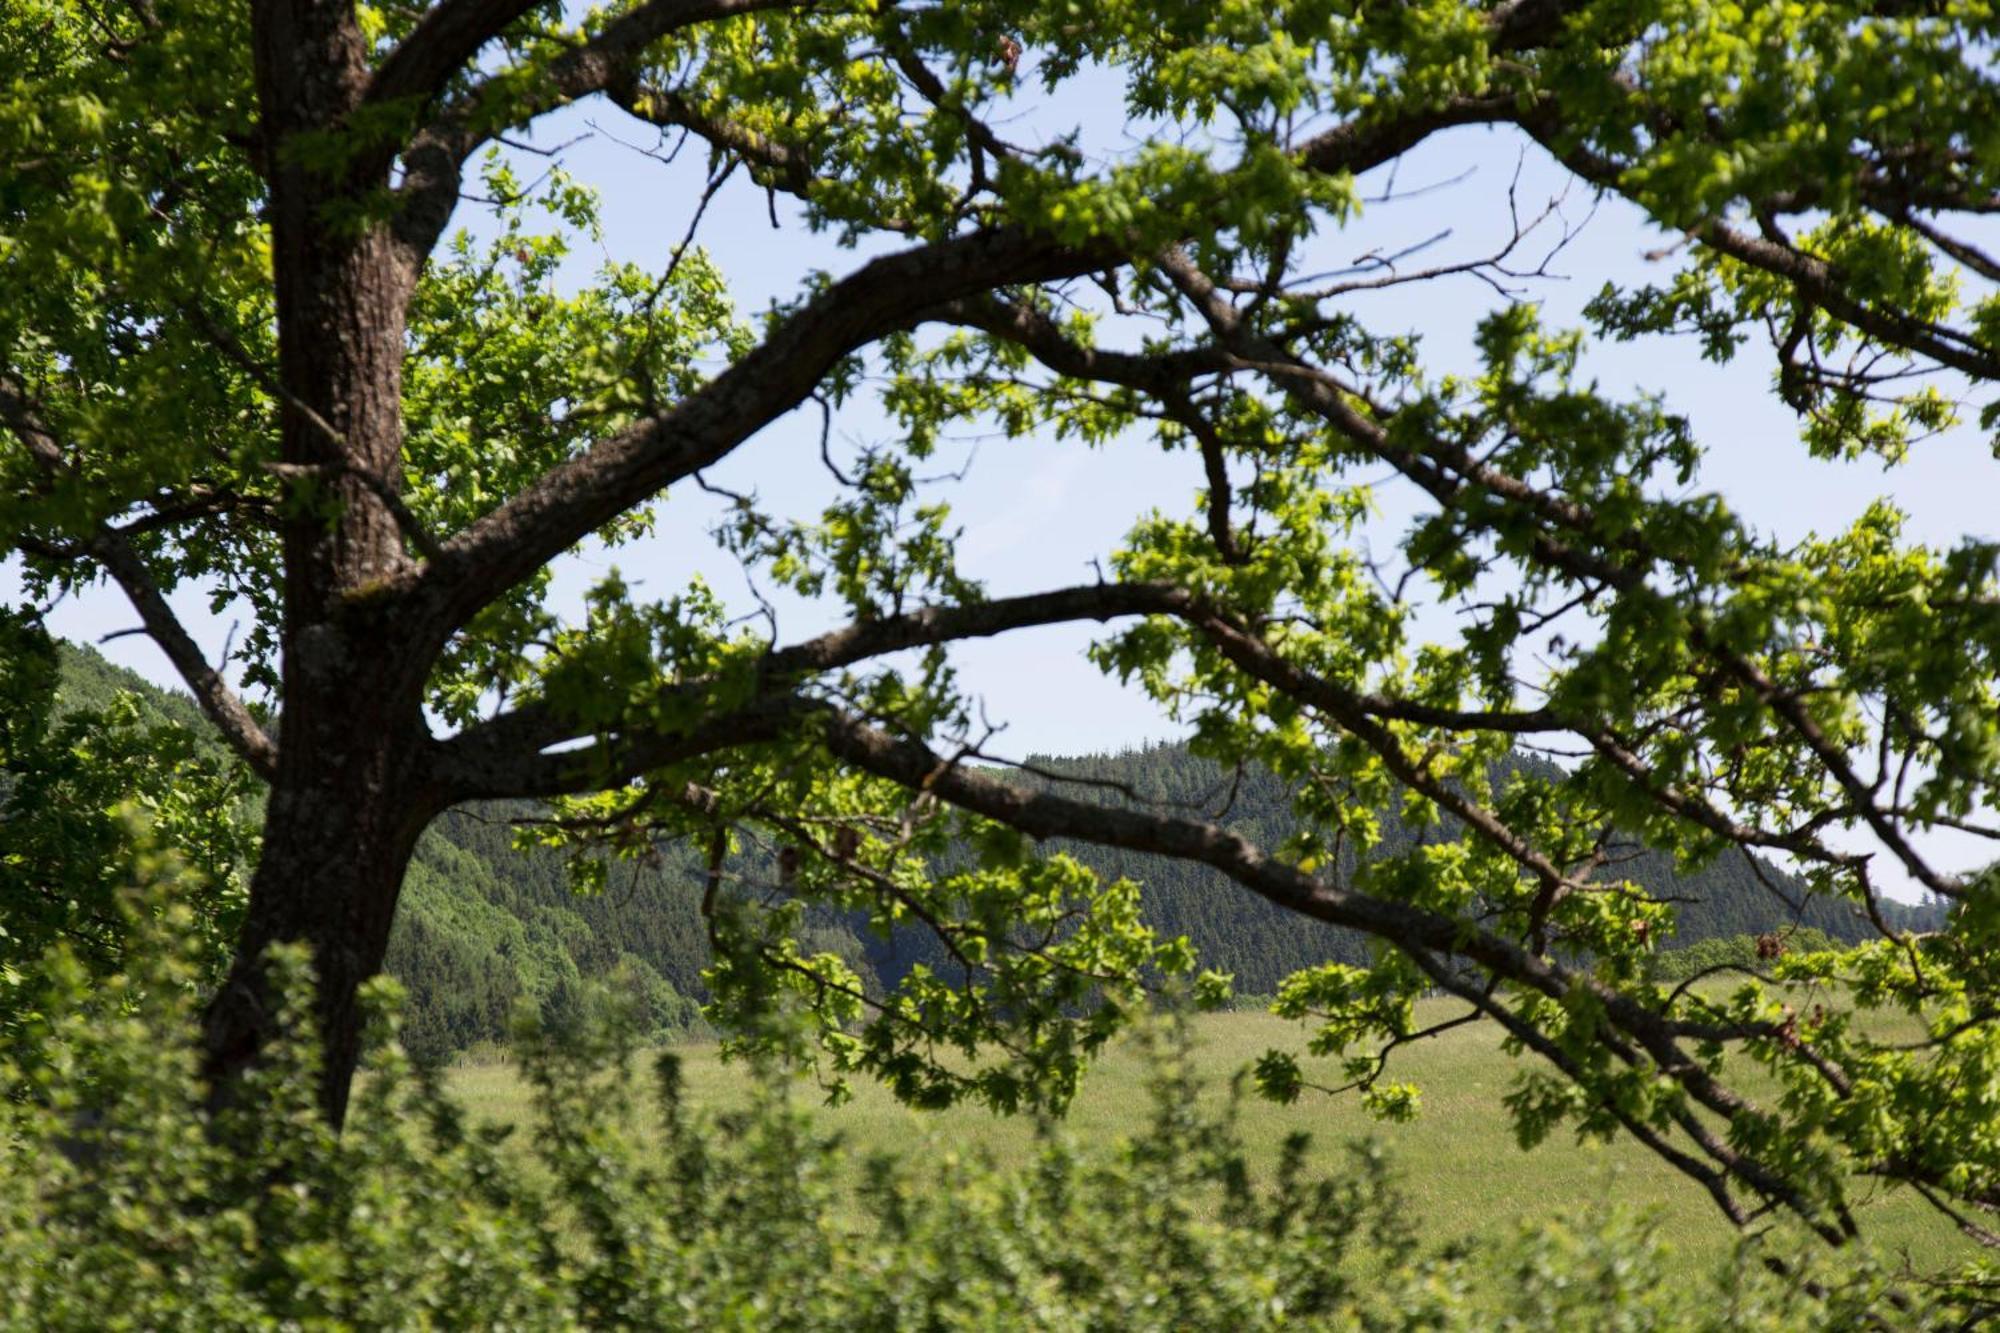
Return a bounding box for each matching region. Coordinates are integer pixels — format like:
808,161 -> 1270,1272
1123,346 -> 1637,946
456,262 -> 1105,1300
199,677 -> 441,1124
198,0 -> 438,1124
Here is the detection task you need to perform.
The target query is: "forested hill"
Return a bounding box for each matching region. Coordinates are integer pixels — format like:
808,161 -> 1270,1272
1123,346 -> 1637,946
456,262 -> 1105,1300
49,644 -> 1947,1059
860,744 -> 1945,996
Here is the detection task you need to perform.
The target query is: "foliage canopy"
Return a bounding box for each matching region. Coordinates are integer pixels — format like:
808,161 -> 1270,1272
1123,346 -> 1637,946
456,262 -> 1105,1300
4,0 -> 2000,1261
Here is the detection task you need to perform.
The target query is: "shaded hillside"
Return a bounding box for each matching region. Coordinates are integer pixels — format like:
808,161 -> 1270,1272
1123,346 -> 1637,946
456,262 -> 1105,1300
854,743 -> 1943,997
47,644 -> 1948,1059
53,640 -> 214,730
391,806 -> 881,1059
42,643 -> 720,1058
412,744 -> 1946,1050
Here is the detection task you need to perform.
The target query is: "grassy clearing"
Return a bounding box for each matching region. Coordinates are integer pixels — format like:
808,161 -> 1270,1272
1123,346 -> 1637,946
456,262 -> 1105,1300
446,1002 -> 1977,1271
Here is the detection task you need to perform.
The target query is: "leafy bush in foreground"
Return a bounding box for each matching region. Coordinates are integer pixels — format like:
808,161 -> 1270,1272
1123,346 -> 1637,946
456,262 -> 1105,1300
0,874 -> 1972,1330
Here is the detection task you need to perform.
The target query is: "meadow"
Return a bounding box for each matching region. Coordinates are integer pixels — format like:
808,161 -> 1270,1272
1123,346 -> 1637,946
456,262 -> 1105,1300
446,1000 -> 1980,1273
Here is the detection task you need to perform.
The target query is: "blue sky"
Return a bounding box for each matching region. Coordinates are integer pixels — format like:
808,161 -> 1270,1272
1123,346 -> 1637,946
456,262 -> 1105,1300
8,61 -> 1994,896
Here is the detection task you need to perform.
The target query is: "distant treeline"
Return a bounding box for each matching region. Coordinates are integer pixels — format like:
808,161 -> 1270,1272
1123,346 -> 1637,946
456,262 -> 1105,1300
851,745 -> 1942,1006
51,646 -> 1948,1062
394,743 -> 1944,1060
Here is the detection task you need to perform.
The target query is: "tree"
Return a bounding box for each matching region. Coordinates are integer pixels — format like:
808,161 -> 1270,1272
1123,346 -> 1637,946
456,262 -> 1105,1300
5,0 -> 2000,1253
0,616 -> 257,1041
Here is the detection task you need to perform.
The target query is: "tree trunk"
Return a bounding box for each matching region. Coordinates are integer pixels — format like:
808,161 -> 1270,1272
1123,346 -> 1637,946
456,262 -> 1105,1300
200,0 -> 439,1126
200,639 -> 442,1126
193,213 -> 433,1122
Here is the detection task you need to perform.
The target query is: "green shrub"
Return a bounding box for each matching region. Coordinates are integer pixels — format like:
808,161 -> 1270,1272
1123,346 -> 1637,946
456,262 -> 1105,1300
1650,929 -> 1843,984
0,867 -> 1970,1329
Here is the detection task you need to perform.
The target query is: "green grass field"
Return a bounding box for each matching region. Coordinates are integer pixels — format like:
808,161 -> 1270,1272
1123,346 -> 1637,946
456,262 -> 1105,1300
446,1003 -> 1978,1272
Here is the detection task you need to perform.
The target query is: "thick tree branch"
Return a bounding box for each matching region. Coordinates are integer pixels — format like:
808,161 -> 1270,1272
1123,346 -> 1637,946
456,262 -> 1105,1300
0,376 -> 279,780
1296,92 -> 1533,177
1506,103 -> 2000,382
936,293 -> 1233,387
364,0 -> 547,114
609,83 -> 821,200
434,693 -> 808,798
400,227 -> 1110,633
1697,215 -> 2000,381
437,579 -> 1574,803
82,540 -> 282,782
426,554 -> 1889,1238
432,582 -> 1197,793
946,264 -> 1954,914
390,0 -> 812,263
814,707 -> 1853,1236
391,66 -> 1564,634
1141,243 -> 1967,901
